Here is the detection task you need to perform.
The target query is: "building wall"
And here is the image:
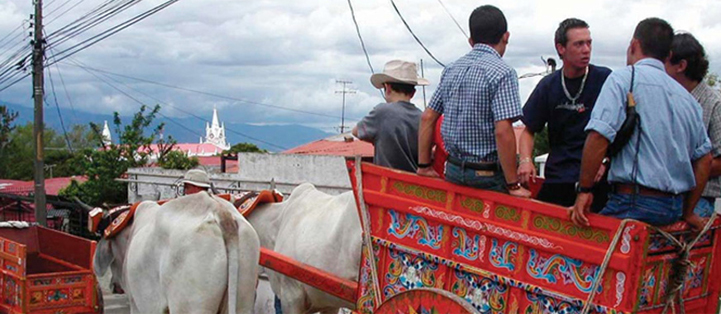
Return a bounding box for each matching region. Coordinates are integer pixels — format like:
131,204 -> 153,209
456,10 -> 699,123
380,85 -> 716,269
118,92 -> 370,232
126,153 -> 353,202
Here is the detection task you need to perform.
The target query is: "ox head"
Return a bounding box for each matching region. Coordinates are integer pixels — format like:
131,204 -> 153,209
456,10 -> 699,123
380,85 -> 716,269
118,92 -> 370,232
76,198 -> 129,294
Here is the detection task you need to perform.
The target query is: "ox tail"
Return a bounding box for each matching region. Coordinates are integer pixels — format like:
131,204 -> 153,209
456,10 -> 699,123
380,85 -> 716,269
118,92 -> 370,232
218,207 -> 240,314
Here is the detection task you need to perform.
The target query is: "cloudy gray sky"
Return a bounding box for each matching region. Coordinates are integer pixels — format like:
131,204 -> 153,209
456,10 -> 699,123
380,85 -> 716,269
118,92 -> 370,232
0,0 -> 720,133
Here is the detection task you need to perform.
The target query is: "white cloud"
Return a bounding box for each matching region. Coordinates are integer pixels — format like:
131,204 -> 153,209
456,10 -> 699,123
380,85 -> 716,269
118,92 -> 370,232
0,0 -> 719,132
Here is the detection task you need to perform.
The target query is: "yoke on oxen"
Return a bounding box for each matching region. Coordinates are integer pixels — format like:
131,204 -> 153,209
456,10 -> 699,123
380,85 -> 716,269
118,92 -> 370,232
88,190 -> 283,239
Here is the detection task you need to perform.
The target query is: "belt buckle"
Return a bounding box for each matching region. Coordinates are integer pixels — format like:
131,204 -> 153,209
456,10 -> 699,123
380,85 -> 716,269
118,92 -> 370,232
475,170 -> 494,177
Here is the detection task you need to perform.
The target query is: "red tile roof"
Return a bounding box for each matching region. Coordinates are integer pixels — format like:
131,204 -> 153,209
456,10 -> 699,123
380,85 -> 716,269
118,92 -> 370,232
283,134 -> 374,157
0,177 -> 86,196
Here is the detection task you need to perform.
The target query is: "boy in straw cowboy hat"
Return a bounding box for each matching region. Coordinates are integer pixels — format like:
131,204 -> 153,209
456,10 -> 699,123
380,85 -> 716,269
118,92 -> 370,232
352,60 -> 429,173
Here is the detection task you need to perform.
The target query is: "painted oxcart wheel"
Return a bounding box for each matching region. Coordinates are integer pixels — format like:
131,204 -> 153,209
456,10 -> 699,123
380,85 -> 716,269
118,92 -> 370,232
374,288 -> 480,314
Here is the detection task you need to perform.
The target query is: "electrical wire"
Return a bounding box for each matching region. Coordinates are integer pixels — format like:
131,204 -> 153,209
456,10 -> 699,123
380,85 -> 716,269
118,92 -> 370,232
347,0 -> 374,74
60,62 -> 353,120
436,0 -> 467,39
73,59 -> 207,141
45,35 -> 78,124
45,54 -> 74,153
67,59 -> 289,150
389,0 -> 445,67
47,0 -> 178,65
0,0 -> 173,92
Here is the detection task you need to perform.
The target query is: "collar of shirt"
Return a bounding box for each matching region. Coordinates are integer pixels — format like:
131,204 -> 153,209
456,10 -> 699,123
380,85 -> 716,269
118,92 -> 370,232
472,43 -> 501,59
633,58 -> 665,71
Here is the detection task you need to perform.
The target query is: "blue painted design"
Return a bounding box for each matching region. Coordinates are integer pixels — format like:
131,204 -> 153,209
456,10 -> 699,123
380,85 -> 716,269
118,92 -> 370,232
527,249 -> 599,294
489,239 -> 517,271
388,209 -> 444,250
452,227 -> 480,261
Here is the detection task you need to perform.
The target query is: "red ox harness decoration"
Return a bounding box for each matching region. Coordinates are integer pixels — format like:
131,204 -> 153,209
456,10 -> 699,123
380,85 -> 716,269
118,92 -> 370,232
233,190 -> 284,217
88,191 -> 282,238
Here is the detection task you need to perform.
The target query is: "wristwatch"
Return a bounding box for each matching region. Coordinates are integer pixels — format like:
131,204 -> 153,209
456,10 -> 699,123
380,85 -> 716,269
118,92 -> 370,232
575,182 -> 593,194
417,162 -> 432,169
506,181 -> 522,191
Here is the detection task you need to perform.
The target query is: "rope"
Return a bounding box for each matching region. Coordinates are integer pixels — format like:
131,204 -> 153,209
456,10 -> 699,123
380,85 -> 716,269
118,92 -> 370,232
354,155 -> 383,307
651,212 -> 717,314
581,219 -> 636,314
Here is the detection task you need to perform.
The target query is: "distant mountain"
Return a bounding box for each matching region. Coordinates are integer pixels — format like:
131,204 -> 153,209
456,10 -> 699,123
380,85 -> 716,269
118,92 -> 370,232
1,102 -> 333,152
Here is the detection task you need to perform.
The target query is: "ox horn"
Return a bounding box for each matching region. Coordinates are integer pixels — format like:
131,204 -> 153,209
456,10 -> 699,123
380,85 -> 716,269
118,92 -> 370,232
73,197 -> 95,213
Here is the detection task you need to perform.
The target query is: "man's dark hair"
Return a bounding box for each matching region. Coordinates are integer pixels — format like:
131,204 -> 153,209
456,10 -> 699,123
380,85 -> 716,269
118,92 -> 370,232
387,83 -> 416,96
469,5 -> 507,45
554,18 -> 588,47
633,18 -> 674,61
669,33 -> 709,82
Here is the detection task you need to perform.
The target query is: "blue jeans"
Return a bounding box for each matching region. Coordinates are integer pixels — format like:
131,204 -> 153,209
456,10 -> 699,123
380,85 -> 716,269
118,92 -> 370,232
694,197 -> 716,218
599,192 -> 683,226
444,162 -> 507,193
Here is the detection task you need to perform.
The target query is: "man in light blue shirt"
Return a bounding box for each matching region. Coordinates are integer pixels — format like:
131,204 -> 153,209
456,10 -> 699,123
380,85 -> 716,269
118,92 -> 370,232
571,18 -> 712,229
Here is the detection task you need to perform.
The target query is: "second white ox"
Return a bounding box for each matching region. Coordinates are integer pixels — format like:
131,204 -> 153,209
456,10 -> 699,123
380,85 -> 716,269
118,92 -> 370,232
94,192 -> 260,314
247,183 -> 362,314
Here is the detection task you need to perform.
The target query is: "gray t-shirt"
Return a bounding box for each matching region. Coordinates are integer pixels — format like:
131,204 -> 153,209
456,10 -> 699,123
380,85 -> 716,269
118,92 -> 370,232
356,101 -> 421,172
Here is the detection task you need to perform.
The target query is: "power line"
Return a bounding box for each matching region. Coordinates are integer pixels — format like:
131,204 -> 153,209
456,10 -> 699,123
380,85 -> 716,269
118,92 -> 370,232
0,0 -> 172,92
346,0 -> 374,74
45,0 -> 91,26
67,59 -> 288,150
436,0 -> 467,39
45,55 -> 74,153
47,0 -> 176,65
389,0 -> 445,67
60,62 -> 357,121
72,60 -> 206,141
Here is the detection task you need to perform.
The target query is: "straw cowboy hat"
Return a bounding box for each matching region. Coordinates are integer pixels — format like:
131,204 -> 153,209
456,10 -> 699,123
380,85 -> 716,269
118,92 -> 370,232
370,60 -> 430,89
182,169 -> 211,188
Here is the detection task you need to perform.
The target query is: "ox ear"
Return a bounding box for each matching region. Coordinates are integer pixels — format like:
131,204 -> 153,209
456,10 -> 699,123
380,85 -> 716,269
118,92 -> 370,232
93,239 -> 115,277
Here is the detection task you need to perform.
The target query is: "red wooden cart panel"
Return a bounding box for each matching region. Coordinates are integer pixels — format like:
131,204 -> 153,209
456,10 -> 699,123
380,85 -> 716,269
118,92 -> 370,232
0,226 -> 100,314
349,161 -> 721,314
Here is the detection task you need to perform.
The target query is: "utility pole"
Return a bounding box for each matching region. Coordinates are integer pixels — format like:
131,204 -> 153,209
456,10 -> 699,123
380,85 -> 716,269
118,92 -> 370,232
335,80 -> 356,133
32,0 -> 47,226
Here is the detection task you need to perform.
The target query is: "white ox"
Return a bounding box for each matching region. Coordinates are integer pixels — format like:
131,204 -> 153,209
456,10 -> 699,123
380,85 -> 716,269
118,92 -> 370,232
247,183 -> 362,314
94,192 -> 260,314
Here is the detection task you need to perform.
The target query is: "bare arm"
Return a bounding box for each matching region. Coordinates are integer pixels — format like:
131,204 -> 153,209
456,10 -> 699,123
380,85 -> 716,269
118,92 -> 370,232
517,127 -> 536,184
495,119 -> 519,184
571,131 -> 609,226
683,153 -> 712,230
710,156 -> 721,177
351,126 -> 359,138
417,108 -> 441,176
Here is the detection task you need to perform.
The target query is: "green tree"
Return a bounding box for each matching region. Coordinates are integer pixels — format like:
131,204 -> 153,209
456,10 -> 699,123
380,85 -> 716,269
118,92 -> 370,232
61,105 -> 166,206
223,142 -> 267,154
0,106 -> 18,178
158,150 -> 199,170
533,126 -> 550,158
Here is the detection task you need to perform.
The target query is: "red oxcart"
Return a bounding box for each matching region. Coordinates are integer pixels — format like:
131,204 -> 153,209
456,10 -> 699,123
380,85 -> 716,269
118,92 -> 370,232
261,159 -> 721,313
0,225 -> 101,314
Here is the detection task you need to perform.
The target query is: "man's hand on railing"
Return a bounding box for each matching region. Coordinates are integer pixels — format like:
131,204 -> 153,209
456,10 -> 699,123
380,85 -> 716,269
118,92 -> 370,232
570,192 -> 593,227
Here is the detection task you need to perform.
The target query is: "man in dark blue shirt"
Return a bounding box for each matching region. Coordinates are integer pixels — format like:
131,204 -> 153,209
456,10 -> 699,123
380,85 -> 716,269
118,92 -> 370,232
518,18 -> 611,209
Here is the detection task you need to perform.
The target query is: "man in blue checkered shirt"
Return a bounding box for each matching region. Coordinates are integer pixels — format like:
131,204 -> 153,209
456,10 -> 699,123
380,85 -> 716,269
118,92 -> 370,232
417,5 -> 530,198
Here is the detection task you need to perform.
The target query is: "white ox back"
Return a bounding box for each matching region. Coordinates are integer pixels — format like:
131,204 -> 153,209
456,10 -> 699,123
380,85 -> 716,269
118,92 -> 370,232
94,192 -> 260,314
247,183 -> 362,314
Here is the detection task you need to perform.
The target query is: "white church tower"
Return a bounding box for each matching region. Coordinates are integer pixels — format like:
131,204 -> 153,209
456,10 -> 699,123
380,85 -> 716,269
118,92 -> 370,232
101,120 -> 112,146
202,106 -> 230,150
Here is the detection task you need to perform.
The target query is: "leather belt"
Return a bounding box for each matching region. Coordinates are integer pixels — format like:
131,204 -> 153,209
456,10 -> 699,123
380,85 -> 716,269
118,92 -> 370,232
447,155 -> 499,171
612,183 -> 677,197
